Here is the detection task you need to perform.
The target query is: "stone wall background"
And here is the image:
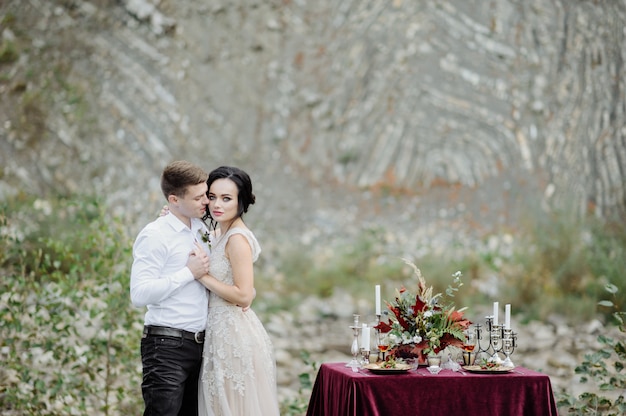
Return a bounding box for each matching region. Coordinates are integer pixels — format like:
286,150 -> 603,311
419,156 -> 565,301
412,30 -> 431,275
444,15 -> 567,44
1,0 -> 624,235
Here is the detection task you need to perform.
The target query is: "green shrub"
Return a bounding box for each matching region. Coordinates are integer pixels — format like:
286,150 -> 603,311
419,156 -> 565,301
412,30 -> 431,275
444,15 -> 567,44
259,227 -> 406,303
0,39 -> 18,64
483,206 -> 626,324
0,196 -> 143,415
557,284 -> 626,415
279,351 -> 317,416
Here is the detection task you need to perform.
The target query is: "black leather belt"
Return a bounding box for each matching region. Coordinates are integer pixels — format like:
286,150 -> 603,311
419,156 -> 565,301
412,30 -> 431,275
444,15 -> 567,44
143,325 -> 205,344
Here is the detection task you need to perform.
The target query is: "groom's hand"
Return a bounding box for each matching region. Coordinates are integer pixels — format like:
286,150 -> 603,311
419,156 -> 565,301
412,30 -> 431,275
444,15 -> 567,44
187,242 -> 210,278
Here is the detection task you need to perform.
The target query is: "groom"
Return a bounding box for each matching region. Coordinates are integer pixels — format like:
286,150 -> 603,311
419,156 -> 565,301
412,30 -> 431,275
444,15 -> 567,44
130,160 -> 211,416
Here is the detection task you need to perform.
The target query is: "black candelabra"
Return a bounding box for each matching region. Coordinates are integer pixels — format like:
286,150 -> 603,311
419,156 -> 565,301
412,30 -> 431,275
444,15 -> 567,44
467,316 -> 517,367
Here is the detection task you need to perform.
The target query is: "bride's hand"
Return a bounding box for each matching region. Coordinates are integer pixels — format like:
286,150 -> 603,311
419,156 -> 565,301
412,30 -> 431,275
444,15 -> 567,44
239,288 -> 256,312
158,205 -> 170,217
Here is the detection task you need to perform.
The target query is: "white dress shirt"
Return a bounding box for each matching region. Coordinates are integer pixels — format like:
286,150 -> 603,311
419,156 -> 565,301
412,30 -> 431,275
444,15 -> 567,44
130,214 -> 210,332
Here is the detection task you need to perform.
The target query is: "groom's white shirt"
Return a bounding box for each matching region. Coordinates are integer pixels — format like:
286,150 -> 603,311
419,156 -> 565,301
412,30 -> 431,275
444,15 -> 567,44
130,214 -> 209,332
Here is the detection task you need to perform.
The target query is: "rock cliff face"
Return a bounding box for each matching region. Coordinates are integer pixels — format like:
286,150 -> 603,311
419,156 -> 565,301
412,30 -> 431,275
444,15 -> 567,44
1,0 -> 624,238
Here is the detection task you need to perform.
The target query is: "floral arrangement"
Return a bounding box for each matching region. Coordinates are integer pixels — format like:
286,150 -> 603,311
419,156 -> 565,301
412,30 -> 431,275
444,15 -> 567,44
374,259 -> 471,362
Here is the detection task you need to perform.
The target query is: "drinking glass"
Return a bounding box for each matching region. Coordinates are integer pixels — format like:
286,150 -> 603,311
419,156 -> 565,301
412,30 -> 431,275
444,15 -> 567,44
502,330 -> 515,367
463,330 -> 476,352
377,332 -> 390,362
462,329 -> 476,366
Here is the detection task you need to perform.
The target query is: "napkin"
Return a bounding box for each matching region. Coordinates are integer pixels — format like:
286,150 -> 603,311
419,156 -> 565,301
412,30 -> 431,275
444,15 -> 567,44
441,353 -> 462,372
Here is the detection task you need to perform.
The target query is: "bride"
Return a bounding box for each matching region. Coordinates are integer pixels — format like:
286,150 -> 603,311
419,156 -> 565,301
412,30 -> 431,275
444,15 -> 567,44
193,166 -> 279,416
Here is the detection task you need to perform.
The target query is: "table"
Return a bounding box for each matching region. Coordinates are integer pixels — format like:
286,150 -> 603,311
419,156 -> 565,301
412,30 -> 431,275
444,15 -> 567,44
306,362 -> 558,416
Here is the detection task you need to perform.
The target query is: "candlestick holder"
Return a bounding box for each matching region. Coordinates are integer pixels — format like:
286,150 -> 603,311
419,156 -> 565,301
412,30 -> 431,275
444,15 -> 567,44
346,314 -> 362,368
473,316 -> 516,367
501,329 -> 516,367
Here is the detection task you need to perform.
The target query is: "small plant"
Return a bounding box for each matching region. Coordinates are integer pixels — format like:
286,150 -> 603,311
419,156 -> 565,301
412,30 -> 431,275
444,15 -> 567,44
0,39 -> 18,64
279,351 -> 318,416
557,283 -> 626,415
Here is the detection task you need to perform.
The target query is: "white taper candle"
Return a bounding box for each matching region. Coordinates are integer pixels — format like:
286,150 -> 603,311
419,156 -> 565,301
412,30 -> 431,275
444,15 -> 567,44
505,304 -> 511,329
493,302 -> 499,326
361,324 -> 370,350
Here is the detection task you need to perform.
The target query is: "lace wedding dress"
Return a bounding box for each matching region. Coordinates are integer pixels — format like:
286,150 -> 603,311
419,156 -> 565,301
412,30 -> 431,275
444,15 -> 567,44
198,228 -> 279,416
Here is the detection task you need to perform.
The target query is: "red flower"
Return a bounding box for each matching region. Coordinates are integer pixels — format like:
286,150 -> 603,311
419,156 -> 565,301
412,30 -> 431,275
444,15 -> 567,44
389,302 -> 410,330
374,321 -> 393,333
435,332 -> 465,353
412,294 -> 427,314
449,310 -> 464,322
390,340 -> 430,362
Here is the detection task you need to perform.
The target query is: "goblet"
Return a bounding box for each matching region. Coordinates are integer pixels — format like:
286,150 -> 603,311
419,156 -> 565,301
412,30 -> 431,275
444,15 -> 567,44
377,332 -> 390,362
461,329 -> 477,366
360,348 -> 371,366
489,324 -> 504,364
502,329 -> 515,367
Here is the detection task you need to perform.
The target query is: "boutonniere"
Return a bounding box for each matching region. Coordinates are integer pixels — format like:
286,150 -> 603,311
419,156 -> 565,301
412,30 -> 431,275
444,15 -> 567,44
198,230 -> 212,250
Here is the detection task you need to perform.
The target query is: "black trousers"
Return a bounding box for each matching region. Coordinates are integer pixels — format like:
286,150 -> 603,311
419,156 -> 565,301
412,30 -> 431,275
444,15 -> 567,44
141,334 -> 204,416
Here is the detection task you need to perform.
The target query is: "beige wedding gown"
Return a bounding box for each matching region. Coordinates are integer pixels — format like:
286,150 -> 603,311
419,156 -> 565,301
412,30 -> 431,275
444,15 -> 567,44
198,228 -> 279,416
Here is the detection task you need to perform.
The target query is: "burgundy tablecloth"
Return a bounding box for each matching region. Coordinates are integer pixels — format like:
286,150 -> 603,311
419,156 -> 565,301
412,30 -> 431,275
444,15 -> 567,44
306,362 -> 558,416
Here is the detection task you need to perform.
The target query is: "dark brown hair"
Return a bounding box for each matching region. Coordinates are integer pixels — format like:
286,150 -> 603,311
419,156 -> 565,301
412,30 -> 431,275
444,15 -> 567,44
203,166 -> 255,221
160,160 -> 209,199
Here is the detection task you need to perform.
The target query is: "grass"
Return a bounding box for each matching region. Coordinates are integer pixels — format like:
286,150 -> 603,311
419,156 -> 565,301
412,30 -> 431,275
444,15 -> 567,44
257,203 -> 626,326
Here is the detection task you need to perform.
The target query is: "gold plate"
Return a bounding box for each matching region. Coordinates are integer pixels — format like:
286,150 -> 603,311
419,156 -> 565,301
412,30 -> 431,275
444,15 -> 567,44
364,363 -> 412,374
463,365 -> 514,374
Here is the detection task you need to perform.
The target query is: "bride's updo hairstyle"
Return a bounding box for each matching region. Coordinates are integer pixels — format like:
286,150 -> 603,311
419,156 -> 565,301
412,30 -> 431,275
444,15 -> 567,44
205,166 -> 256,220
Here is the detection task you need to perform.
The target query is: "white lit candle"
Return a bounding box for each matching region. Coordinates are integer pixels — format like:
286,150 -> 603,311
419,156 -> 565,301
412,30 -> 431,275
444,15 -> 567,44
375,285 -> 381,316
493,302 -> 499,326
361,324 -> 370,350
504,304 -> 511,329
